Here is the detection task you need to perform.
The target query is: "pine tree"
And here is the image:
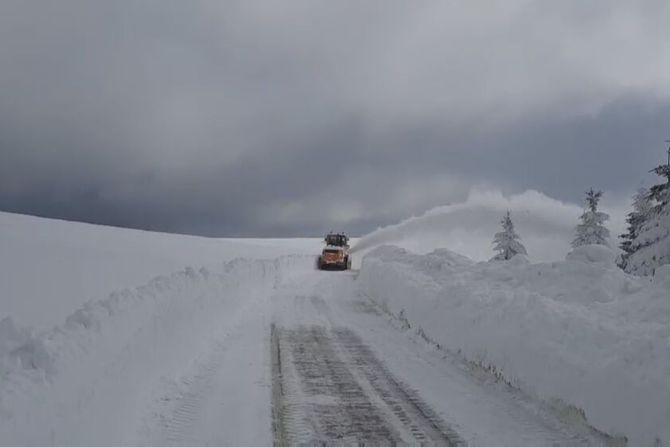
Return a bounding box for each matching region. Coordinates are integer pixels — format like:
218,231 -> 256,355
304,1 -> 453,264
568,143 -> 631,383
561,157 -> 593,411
618,187 -> 653,270
626,150 -> 670,276
491,211 -> 527,261
572,189 -> 610,248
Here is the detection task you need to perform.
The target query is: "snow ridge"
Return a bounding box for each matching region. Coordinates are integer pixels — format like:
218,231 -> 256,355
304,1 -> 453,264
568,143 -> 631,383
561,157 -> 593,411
0,254 -> 314,447
358,245 -> 670,446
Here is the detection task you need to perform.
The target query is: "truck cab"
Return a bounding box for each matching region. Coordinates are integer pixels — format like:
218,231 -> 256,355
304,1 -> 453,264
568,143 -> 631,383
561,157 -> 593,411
318,233 -> 351,270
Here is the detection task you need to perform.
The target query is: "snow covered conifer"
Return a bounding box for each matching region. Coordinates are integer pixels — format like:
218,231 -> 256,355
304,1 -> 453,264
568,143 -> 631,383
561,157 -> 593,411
572,189 -> 610,248
491,211 -> 527,261
618,187 -> 653,270
626,153 -> 670,276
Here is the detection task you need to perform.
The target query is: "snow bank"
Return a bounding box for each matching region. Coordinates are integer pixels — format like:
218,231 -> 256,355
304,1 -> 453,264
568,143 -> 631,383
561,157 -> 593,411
0,254 -> 315,447
0,211 -> 319,329
352,189 -> 627,263
359,245 -> 670,446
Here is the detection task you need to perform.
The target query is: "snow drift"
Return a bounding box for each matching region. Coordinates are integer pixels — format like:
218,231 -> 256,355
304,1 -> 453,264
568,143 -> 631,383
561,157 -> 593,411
359,245 -> 670,446
352,189 -> 626,262
0,254 -> 315,447
0,211 -> 318,329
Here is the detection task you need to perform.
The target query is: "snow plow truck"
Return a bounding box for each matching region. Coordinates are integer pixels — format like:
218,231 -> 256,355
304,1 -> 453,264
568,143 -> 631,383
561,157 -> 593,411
317,232 -> 352,270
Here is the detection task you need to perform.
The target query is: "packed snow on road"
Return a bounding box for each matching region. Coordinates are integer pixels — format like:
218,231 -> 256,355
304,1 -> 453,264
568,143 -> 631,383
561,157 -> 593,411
1,206 -> 669,446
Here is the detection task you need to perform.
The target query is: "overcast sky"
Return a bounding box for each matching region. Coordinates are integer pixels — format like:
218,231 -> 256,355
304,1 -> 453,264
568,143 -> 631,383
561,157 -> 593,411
2,0 -> 670,236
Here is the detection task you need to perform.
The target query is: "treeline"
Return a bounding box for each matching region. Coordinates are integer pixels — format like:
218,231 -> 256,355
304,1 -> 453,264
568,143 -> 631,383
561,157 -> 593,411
491,148 -> 670,277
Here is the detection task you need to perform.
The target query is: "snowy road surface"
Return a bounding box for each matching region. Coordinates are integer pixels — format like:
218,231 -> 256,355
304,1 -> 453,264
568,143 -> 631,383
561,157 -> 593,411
271,324 -> 463,444
140,267 -> 613,446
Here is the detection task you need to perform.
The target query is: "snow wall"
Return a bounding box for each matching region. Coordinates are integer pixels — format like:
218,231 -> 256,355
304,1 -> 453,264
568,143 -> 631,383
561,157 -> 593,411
359,245 -> 670,446
0,254 -> 314,447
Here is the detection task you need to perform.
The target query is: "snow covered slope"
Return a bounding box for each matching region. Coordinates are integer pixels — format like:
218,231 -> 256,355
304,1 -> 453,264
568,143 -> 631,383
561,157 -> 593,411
0,211 -> 323,445
0,211 -> 319,328
0,254 -> 316,446
359,245 -> 670,446
352,189 -> 626,262
3,208 -> 664,445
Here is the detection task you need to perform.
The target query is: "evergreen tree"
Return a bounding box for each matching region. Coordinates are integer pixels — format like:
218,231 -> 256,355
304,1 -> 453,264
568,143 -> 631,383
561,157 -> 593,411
572,189 -> 610,248
618,187 -> 653,270
626,151 -> 670,276
491,211 -> 527,261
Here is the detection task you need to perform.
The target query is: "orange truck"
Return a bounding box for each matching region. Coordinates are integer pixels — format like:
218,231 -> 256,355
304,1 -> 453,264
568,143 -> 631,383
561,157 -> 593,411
317,233 -> 352,270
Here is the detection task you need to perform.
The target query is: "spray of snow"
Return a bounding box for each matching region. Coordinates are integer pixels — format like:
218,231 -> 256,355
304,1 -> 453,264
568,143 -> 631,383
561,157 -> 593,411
352,189 -> 626,262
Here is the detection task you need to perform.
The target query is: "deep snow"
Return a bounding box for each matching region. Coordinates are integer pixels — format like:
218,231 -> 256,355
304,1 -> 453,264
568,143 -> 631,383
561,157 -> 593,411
0,250 -> 316,446
1,210 -> 667,446
0,211 -> 318,445
359,244 -> 670,446
269,270 -> 613,445
0,211 -> 318,328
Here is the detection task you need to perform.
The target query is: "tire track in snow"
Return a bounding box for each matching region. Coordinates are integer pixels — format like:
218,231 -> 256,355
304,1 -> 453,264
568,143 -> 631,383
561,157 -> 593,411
270,324 -> 287,445
152,340 -> 229,447
271,324 -> 464,445
272,324 -> 317,444
272,325 -> 401,444
333,327 -> 466,446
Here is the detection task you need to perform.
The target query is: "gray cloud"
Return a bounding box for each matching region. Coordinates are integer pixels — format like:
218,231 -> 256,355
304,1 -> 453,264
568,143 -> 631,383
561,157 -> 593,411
1,0 -> 670,236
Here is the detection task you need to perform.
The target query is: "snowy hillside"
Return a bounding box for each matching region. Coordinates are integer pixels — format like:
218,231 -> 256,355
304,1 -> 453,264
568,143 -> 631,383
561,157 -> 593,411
0,211 -> 319,328
352,189 -> 627,262
359,245 -> 670,446
0,211 -> 320,446
1,209 -> 667,445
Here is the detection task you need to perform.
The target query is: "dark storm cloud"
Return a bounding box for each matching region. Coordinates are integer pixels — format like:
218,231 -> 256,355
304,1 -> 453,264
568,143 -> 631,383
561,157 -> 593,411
380,96 -> 670,202
2,0 -> 670,236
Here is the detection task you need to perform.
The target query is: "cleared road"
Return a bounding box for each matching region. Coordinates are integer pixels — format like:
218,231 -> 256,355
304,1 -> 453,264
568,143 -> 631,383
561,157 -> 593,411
271,324 -> 465,444
147,268 -> 615,446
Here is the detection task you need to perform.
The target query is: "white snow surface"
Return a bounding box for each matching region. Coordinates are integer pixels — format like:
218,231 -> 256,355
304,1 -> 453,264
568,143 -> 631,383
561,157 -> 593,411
359,244 -> 670,446
0,211 -> 323,446
1,210 -> 666,445
0,254 -> 316,446
0,211 -> 318,329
